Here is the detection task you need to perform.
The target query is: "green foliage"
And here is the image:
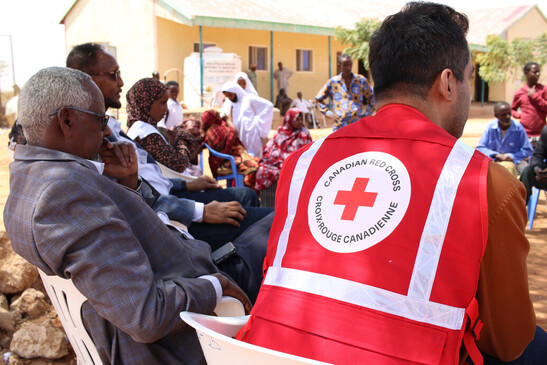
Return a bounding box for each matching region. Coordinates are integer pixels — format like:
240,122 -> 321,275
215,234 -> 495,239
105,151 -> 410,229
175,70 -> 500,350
477,32 -> 547,83
334,18 -> 381,69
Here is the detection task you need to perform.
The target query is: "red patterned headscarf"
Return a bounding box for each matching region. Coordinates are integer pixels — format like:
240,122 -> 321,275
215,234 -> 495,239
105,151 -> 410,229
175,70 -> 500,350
126,78 -> 167,128
202,109 -> 223,131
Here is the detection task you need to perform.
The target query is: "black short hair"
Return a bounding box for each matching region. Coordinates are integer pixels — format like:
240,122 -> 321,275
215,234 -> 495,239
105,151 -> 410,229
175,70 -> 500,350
494,101 -> 510,114
166,81 -> 179,88
369,2 -> 470,99
524,62 -> 539,73
66,43 -> 105,73
338,54 -> 352,64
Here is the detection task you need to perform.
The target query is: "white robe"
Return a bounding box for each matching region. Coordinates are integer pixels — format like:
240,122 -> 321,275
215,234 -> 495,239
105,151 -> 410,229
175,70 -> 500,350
221,81 -> 273,157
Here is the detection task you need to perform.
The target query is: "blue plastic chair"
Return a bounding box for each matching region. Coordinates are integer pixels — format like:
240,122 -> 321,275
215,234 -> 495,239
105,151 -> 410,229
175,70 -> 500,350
204,143 -> 244,188
527,187 -> 541,229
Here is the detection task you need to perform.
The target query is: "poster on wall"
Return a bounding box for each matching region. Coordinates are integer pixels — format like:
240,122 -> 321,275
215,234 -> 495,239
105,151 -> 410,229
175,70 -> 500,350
183,47 -> 241,109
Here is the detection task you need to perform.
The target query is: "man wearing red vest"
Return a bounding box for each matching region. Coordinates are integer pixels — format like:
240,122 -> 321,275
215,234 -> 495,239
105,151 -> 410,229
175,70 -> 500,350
238,2 -> 546,364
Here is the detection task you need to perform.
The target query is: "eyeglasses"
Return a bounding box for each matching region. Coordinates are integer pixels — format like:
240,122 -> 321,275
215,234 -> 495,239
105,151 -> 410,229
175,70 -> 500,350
89,69 -> 121,81
48,106 -> 109,131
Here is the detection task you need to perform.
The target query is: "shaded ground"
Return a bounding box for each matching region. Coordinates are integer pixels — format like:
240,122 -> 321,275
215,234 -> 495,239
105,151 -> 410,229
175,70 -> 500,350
0,108 -> 545,328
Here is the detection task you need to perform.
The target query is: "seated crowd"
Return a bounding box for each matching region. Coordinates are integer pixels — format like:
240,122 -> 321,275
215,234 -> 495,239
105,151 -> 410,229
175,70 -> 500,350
4,2 -> 547,364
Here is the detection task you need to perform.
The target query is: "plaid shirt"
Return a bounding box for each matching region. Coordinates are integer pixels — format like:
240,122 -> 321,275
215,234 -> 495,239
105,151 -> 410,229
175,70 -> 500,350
4,145 -> 219,365
316,73 -> 375,131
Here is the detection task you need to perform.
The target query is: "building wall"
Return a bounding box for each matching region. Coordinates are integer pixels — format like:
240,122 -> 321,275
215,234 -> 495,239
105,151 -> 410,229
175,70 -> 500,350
156,17 -> 350,104
64,0 -> 156,122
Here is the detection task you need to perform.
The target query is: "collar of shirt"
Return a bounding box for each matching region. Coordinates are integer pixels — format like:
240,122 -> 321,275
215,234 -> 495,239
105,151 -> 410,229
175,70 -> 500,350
88,159 -> 105,175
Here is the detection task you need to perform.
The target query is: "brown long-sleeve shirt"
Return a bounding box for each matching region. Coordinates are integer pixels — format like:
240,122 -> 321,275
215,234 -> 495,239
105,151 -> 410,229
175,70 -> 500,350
475,161 -> 536,361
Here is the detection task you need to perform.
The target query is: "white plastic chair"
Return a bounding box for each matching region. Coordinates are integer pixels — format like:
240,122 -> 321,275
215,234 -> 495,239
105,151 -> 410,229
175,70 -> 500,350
38,268 -> 244,365
37,269 -> 103,365
527,186 -> 542,229
180,311 -> 332,365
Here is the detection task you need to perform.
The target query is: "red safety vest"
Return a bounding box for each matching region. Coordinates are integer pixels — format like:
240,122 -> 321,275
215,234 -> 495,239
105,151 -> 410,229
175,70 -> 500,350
239,105 -> 490,364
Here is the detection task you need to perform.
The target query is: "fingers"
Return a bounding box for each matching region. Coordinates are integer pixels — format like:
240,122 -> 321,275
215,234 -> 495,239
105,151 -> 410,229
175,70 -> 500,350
203,201 -> 246,225
212,273 -> 253,314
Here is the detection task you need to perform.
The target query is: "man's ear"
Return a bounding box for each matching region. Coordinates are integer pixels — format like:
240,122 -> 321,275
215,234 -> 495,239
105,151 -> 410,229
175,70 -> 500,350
56,107 -> 74,138
437,68 -> 455,102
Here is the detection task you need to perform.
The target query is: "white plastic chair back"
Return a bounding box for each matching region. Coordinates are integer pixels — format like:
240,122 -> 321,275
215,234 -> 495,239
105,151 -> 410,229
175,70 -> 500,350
156,162 -> 198,181
214,296 -> 245,317
180,311 -> 332,365
37,269 -> 103,365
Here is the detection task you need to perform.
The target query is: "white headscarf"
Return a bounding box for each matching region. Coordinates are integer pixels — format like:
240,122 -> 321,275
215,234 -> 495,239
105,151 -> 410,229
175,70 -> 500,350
220,72 -> 259,117
221,81 -> 273,157
234,72 -> 258,96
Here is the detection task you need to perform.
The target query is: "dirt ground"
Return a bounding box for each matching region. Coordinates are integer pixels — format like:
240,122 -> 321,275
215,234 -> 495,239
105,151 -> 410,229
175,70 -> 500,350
0,115 -> 546,329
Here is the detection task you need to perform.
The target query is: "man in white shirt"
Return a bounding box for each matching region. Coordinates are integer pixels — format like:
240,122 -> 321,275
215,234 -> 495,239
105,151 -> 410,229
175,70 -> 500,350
290,91 -> 314,128
273,62 -> 293,95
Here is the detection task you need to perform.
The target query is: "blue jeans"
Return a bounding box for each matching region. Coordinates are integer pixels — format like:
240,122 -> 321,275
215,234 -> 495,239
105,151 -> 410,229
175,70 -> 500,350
188,206 -> 273,250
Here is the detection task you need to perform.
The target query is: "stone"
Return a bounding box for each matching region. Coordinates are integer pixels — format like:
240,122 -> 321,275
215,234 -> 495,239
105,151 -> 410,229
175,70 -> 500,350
0,308 -> 21,332
0,233 -> 38,294
10,321 -> 68,359
0,294 -> 8,310
10,289 -> 50,317
1,328 -> 13,348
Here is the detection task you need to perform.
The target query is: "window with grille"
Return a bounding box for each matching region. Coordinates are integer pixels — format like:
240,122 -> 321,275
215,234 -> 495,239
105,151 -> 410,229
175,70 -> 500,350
296,49 -> 313,72
249,46 -> 268,71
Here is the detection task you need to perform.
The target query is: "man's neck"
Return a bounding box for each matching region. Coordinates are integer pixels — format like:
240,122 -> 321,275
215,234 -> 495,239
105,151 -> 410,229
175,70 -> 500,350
342,72 -> 353,80
376,95 -> 444,130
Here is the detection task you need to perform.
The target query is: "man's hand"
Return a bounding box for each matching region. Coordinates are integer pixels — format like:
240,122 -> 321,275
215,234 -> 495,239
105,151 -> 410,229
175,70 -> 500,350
528,86 -> 536,97
203,201 -> 246,227
534,166 -> 547,183
186,175 -> 220,192
495,153 -> 513,162
99,140 -> 138,189
329,113 -> 342,125
212,273 -> 252,314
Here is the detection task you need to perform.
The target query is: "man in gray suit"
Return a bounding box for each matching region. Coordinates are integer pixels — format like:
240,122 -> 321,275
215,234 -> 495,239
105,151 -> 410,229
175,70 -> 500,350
3,66 -> 252,364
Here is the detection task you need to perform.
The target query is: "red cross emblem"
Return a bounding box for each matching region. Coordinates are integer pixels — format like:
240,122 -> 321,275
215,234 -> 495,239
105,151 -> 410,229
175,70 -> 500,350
334,177 -> 378,221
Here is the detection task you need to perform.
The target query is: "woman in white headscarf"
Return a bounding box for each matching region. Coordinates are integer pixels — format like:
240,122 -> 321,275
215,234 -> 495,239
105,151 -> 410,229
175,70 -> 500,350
221,81 -> 273,157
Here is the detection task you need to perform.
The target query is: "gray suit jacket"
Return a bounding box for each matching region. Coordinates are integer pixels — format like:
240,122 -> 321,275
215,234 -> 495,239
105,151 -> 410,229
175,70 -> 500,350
4,145 -> 218,365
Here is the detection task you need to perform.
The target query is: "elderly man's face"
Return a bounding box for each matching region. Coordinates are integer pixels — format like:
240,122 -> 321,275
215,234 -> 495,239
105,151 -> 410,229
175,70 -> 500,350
90,51 -> 124,110
68,81 -> 110,160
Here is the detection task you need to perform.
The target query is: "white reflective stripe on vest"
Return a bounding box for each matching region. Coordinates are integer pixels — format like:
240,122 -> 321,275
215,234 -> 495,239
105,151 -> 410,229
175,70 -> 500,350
408,140 -> 475,301
263,266 -> 466,330
266,139 -> 476,330
272,137 -> 326,268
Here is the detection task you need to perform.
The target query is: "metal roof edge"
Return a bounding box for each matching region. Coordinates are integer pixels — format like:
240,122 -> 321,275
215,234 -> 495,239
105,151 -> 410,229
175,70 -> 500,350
191,15 -> 335,36
157,0 -> 194,26
60,0 -> 78,24
504,5 -> 546,36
